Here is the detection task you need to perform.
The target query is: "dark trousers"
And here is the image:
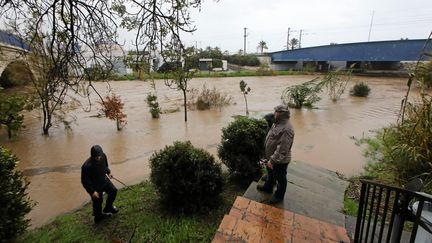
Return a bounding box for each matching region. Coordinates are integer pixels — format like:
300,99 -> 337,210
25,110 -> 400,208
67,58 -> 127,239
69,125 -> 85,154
263,163 -> 288,199
91,180 -> 117,217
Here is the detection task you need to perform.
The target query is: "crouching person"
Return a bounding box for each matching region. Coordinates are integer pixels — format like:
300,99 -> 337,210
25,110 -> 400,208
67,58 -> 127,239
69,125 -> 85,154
81,145 -> 119,223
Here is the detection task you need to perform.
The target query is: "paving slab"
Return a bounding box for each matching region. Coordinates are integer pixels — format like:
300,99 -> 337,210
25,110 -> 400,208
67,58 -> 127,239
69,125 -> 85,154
213,196 -> 350,243
243,160 -> 349,226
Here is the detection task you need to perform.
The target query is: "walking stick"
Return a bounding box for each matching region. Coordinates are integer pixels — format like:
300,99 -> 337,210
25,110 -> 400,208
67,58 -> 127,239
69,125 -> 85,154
106,174 -> 138,193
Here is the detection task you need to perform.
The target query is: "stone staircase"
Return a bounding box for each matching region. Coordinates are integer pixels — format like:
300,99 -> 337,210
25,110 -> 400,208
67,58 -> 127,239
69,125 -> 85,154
212,161 -> 352,242
213,196 -> 350,243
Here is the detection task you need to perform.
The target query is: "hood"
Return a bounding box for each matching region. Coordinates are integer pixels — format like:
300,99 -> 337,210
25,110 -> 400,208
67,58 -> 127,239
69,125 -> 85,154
90,145 -> 104,159
274,110 -> 290,123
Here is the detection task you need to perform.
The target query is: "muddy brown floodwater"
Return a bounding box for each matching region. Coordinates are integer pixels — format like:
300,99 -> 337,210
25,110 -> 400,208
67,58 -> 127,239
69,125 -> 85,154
0,75 -> 418,228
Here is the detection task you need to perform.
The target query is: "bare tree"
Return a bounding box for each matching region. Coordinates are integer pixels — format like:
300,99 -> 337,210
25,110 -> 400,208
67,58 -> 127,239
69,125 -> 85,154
164,41 -> 195,122
0,0 -> 204,134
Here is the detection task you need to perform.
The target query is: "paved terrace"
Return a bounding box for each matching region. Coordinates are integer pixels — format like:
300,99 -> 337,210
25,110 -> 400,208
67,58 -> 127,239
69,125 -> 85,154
213,161 -> 351,242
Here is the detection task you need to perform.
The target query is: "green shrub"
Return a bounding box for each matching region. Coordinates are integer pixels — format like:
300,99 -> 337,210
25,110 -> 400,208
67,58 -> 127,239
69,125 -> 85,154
350,82 -> 371,97
0,146 -> 32,241
218,117 -> 268,183
150,141 -> 224,212
146,93 -> 161,118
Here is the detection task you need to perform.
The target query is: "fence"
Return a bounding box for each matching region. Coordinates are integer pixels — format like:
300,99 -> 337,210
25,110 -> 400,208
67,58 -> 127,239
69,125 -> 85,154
354,179 -> 432,243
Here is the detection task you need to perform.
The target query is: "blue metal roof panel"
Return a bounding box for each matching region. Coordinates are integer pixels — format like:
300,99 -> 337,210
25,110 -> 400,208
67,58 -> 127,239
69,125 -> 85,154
271,40 -> 432,62
0,30 -> 30,51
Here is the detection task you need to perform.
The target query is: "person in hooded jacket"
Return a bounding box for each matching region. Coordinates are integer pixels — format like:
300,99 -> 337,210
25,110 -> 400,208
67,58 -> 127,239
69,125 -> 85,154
81,145 -> 119,223
257,105 -> 295,204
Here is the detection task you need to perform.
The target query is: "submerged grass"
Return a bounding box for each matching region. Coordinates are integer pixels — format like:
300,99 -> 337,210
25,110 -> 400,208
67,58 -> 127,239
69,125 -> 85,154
18,179 -> 244,242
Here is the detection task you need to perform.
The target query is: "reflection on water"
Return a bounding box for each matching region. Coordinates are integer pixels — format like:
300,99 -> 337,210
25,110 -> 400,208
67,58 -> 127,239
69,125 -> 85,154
0,75 -> 415,228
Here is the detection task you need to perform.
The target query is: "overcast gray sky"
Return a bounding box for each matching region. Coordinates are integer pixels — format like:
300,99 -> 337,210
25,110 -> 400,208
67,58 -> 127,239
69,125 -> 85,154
179,0 -> 432,53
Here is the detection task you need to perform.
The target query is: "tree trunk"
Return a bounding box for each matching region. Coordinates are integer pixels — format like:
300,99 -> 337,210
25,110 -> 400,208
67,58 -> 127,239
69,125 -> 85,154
183,89 -> 187,122
244,94 -> 249,116
42,100 -> 50,135
116,117 -> 121,131
7,127 -> 12,139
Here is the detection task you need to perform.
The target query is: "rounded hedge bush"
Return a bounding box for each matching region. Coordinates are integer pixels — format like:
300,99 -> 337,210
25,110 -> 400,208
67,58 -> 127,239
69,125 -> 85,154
0,146 -> 32,241
217,116 -> 268,182
150,141 -> 224,212
350,82 -> 371,97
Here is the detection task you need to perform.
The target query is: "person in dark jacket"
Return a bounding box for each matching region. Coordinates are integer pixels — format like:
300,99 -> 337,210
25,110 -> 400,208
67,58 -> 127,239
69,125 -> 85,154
257,105 -> 295,204
81,145 -> 119,223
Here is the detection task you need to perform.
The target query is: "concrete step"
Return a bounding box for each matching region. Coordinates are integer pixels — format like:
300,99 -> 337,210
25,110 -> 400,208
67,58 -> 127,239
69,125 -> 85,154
213,196 -> 350,243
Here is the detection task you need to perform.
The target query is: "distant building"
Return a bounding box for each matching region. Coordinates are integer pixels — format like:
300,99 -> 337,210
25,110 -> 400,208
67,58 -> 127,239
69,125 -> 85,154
199,58 -> 227,71
269,39 -> 432,72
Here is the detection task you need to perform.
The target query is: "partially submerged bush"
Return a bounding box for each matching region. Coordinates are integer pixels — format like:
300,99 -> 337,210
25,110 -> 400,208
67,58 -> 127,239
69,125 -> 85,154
146,93 -> 161,118
320,68 -> 353,102
0,146 -> 32,241
281,78 -> 322,108
218,116 -> 267,183
189,85 -> 233,110
350,82 -> 371,97
150,141 -> 224,212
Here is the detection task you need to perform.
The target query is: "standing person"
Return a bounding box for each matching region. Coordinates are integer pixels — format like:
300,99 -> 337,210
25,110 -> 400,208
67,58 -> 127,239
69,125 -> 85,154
257,105 -> 295,204
81,145 -> 119,223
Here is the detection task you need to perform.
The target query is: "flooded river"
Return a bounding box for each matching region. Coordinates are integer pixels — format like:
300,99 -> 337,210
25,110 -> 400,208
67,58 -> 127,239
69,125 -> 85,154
0,75 -> 415,228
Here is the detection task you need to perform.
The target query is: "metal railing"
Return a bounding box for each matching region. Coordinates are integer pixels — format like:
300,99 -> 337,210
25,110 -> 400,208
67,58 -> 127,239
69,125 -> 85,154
354,179 -> 432,243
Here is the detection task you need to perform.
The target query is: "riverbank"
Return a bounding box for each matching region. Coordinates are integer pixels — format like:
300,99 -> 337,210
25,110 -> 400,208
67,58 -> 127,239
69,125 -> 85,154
18,178 -> 245,242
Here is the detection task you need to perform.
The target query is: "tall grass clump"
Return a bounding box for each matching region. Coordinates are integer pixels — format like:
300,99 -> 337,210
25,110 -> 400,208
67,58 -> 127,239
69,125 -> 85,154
191,84 -> 233,110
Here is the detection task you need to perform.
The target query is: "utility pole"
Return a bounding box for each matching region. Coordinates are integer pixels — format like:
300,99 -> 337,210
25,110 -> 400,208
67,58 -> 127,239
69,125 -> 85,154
299,29 -> 303,48
243,27 -> 248,56
286,27 -> 290,50
368,10 -> 375,42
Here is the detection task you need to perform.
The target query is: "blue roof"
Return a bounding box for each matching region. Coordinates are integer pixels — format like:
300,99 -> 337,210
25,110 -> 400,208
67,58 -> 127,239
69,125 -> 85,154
0,30 -> 30,51
271,39 -> 432,62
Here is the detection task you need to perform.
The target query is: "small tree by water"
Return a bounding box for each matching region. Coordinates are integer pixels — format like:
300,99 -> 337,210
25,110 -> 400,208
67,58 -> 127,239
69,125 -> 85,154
99,93 -> 127,131
239,80 -> 251,115
146,93 -> 161,118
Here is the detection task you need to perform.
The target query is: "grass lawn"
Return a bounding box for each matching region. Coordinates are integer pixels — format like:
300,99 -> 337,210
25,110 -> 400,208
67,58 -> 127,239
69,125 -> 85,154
19,179 -> 245,242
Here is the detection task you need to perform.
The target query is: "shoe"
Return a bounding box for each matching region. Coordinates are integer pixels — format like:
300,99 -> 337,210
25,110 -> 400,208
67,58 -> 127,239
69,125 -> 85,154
257,184 -> 273,193
267,195 -> 283,205
103,206 -> 119,214
94,213 -> 111,223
